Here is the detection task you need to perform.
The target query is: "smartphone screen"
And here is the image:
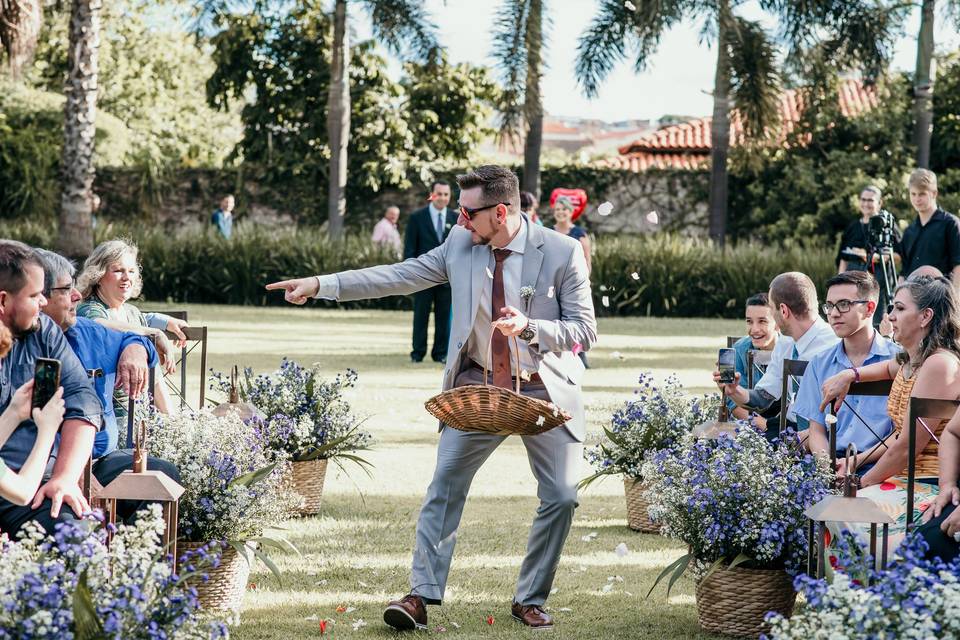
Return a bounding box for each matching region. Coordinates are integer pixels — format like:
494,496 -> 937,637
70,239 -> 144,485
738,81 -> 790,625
32,358 -> 61,410
718,348 -> 736,384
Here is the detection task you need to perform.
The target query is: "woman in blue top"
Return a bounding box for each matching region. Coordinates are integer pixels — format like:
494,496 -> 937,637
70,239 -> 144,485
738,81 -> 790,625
550,196 -> 592,275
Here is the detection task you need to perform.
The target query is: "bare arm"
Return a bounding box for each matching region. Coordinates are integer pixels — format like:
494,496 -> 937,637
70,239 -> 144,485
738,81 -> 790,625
0,391 -> 65,506
31,418 -> 95,516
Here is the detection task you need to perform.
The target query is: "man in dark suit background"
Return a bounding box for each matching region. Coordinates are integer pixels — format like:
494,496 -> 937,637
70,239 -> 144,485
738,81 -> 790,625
404,181 -> 457,363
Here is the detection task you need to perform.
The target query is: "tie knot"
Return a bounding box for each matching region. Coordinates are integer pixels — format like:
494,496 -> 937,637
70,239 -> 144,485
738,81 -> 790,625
493,248 -> 511,262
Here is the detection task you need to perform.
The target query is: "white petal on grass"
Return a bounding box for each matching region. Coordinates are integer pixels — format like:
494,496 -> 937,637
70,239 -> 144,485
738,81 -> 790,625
358,581 -> 369,588
610,351 -> 626,361
646,211 -> 659,224
597,201 -> 614,216
631,272 -> 640,280
550,587 -> 558,595
351,619 -> 367,630
601,583 -> 613,593
615,542 -> 629,557
559,607 -> 572,612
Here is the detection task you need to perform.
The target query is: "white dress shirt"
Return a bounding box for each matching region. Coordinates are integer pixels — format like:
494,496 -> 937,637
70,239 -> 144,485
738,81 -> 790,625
466,218 -> 537,377
754,316 -> 839,420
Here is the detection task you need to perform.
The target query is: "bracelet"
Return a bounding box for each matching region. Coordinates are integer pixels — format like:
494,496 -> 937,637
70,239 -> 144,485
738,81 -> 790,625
850,367 -> 861,383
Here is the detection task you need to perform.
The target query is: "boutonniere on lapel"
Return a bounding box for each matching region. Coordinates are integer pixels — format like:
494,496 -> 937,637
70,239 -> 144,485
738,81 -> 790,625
519,285 -> 535,313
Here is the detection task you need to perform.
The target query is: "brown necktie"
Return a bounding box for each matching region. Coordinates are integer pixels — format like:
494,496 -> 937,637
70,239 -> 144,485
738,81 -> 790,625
491,248 -> 512,389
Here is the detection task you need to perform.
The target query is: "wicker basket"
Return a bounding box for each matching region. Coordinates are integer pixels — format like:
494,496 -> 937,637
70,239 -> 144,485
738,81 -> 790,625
623,476 -> 659,533
425,335 -> 571,436
695,565 -> 796,638
179,540 -> 255,613
289,458 -> 329,515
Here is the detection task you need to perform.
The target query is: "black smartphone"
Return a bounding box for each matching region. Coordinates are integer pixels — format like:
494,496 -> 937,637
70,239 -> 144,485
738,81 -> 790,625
32,358 -> 61,410
718,348 -> 736,384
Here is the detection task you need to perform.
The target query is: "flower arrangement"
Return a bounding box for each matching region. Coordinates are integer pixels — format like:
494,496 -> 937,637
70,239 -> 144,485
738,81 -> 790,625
147,410 -> 298,550
582,373 -> 720,484
764,535 -> 960,639
210,360 -> 372,468
0,506 -> 228,639
643,426 -> 831,592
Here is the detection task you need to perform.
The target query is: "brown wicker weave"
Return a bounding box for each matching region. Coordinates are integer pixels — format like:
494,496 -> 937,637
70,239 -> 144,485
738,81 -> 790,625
695,565 -> 796,638
425,335 -> 572,436
179,540 -> 254,613
623,476 -> 659,533
290,458 -> 329,515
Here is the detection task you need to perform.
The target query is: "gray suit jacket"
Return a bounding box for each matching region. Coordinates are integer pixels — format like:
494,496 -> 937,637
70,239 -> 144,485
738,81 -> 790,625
337,216 -> 597,441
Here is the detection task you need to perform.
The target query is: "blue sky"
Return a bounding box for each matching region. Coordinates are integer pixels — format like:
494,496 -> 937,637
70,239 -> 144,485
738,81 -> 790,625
355,0 -> 960,123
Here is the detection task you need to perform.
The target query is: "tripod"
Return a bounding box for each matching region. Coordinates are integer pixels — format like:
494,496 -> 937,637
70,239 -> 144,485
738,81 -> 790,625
867,244 -> 898,328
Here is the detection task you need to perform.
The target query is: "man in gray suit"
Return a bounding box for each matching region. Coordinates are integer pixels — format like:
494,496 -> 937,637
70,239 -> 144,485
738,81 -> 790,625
267,165 -> 596,632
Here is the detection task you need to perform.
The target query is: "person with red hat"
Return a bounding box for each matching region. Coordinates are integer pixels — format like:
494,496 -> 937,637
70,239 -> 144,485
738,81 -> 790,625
550,196 -> 591,275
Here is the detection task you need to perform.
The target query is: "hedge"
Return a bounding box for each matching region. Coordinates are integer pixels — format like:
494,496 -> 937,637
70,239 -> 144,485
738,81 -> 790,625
0,221 -> 835,318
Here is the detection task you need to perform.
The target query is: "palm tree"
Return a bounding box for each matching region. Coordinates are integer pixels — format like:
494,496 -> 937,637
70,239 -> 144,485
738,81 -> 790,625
57,0 -> 101,258
492,0 -> 544,199
0,0 -> 42,77
575,0 -> 899,246
912,0 -> 960,169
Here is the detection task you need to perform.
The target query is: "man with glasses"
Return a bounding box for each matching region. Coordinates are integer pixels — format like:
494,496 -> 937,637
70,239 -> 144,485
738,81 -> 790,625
267,164 -> 596,632
716,272 -> 838,437
33,249 -> 180,522
795,271 -> 898,471
404,181 -> 458,363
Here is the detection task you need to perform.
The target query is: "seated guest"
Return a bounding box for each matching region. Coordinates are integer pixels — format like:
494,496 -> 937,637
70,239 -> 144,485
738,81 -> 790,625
727,293 -> 780,426
76,239 -> 181,414
34,249 -> 180,521
900,169 -> 960,283
716,272 -> 838,437
820,276 -> 960,547
0,322 -> 66,506
795,271 -> 898,474
920,406 -> 960,563
0,240 -> 102,536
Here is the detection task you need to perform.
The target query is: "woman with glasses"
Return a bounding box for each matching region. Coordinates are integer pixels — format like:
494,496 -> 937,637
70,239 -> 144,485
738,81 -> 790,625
820,275 -> 960,548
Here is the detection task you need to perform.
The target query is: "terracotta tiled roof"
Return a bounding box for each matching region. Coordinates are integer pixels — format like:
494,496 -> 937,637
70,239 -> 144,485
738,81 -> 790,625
606,78 -> 879,171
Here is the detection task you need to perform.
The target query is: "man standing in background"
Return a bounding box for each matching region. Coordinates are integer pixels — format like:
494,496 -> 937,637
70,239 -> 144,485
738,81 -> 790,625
372,205 -> 403,254
404,182 -> 457,363
211,194 -> 235,240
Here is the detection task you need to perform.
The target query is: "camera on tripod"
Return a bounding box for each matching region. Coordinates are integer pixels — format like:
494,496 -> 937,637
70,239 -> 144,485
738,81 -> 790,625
867,210 -> 896,251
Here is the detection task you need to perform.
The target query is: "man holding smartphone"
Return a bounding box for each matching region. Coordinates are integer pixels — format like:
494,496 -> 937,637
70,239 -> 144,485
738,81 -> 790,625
0,241 -> 102,536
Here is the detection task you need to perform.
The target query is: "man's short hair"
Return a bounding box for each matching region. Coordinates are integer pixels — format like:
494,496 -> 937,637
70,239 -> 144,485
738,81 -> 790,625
430,180 -> 450,192
825,270 -> 880,302
769,272 -> 818,319
456,165 -> 520,207
908,169 -> 938,192
861,185 -> 882,199
745,292 -> 769,308
33,248 -> 76,296
0,240 -> 43,295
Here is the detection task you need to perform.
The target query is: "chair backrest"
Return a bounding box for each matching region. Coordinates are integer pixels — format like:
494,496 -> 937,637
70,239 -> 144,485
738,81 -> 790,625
160,326 -> 209,411
726,336 -> 742,348
905,396 -> 960,529
779,358 -> 809,435
746,349 -> 773,387
144,310 -> 189,322
824,380 -> 895,469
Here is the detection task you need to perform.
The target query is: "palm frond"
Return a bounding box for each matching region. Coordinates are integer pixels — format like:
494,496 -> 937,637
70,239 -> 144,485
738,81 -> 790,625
575,0 -> 686,98
815,1 -> 906,82
491,0 -> 530,143
360,0 -> 440,61
727,17 -> 781,141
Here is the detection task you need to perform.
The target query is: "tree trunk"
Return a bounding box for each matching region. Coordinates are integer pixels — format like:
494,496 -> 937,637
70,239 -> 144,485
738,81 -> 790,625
522,0 -> 543,199
57,0 -> 100,259
0,0 -> 42,77
708,7 -> 731,246
326,0 -> 350,240
912,0 -> 935,169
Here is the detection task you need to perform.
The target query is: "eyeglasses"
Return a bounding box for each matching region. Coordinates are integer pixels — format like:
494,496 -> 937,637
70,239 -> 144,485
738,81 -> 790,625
459,202 -> 510,220
48,280 -> 76,295
821,299 -> 869,314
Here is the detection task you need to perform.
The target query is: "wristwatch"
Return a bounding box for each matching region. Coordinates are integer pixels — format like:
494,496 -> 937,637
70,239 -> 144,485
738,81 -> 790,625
518,320 -> 536,342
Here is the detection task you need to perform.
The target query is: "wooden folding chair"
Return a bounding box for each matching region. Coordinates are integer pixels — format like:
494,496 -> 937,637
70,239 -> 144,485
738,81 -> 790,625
746,349 -> 772,387
905,397 -> 960,529
824,380 -> 895,470
150,325 -> 209,412
777,359 -> 808,437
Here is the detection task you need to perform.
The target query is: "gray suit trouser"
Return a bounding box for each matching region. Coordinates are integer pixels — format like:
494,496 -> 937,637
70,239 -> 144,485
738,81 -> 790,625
410,367 -> 582,606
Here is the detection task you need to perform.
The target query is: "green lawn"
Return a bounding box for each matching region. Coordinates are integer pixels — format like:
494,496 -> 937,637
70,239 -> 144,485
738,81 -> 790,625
148,304 -> 741,639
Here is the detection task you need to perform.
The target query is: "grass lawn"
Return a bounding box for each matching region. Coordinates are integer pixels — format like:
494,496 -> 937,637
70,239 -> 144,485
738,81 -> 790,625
148,304 -> 742,639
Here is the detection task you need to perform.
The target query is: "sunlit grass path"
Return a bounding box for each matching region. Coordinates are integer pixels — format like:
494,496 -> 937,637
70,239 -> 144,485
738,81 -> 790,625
147,304 -> 739,639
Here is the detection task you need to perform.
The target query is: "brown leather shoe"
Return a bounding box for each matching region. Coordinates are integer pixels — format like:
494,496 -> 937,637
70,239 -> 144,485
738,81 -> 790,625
511,602 -> 554,630
383,594 -> 428,631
